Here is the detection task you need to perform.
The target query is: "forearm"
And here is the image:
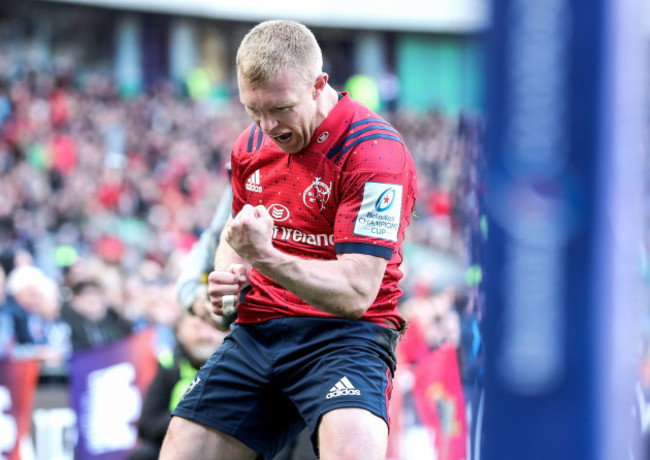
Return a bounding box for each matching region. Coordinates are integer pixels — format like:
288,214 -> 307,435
214,225 -> 251,271
224,204 -> 386,318
253,248 -> 385,319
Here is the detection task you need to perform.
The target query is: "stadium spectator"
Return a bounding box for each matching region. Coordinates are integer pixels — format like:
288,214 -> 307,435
60,278 -> 132,351
135,263 -> 185,354
3,264 -> 71,366
399,288 -> 459,358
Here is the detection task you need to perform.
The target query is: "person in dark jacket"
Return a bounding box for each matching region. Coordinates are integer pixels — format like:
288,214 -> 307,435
60,279 -> 132,351
3,264 -> 71,367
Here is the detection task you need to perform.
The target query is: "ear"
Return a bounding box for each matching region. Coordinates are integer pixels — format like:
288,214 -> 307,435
313,73 -> 329,99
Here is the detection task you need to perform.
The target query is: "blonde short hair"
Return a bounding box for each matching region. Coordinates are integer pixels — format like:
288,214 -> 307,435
236,20 -> 323,86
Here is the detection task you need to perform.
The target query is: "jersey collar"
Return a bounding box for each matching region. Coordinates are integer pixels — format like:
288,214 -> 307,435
304,92 -> 355,156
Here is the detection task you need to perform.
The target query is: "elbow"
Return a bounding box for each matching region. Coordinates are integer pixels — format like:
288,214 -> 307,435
338,292 -> 376,320
334,254 -> 384,320
339,306 -> 366,320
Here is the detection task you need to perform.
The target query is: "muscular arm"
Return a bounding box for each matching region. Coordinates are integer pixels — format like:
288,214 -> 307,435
259,251 -> 387,319
224,204 -> 387,319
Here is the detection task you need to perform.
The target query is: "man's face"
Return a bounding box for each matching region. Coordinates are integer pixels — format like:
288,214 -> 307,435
71,287 -> 106,322
177,314 -> 226,364
238,70 -> 320,154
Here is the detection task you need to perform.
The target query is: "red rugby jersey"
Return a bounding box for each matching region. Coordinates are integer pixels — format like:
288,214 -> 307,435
230,92 -> 417,330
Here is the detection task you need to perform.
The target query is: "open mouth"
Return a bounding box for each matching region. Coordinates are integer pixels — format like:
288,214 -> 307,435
270,132 -> 293,144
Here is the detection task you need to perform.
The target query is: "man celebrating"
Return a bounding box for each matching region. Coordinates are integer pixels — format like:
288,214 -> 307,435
161,19 -> 417,460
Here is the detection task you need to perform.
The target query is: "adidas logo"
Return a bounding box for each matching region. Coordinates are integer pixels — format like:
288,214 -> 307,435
326,376 -> 361,399
246,169 -> 263,193
183,376 -> 201,398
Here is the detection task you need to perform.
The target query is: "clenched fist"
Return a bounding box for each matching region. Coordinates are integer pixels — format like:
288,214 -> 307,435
223,204 -> 275,265
207,264 -> 250,316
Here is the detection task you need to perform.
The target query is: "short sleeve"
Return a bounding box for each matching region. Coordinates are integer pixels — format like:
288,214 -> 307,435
333,139 -> 417,259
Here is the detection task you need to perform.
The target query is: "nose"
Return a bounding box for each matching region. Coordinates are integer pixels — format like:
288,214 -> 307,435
259,113 -> 278,133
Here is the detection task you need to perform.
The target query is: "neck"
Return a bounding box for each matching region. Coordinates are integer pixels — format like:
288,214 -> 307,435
315,84 -> 339,126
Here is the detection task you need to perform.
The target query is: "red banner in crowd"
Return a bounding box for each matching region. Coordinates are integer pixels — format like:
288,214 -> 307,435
69,329 -> 157,460
412,342 -> 468,460
391,321 -> 469,460
0,359 -> 40,460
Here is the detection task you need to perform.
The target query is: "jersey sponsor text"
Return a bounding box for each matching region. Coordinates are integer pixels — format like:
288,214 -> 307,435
272,225 -> 334,247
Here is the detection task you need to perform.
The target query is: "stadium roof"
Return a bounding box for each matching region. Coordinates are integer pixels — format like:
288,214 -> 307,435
42,0 -> 489,33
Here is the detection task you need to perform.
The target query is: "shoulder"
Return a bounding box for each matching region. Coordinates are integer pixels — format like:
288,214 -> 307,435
341,123 -> 412,175
329,97 -> 410,170
233,123 -> 265,155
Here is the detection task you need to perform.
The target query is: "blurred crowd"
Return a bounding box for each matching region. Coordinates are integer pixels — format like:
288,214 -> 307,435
0,70 -> 245,369
0,63 -> 485,360
0,12 -> 486,459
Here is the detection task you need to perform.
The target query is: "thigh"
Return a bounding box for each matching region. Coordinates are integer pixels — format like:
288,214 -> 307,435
160,415 -> 258,460
318,407 -> 388,460
172,325 -> 303,458
278,319 -> 398,446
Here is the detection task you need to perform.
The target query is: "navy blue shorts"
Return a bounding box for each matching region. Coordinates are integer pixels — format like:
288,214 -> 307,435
172,317 -> 400,459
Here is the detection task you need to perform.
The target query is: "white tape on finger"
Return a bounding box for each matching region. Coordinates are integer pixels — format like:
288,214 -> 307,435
222,294 -> 236,316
